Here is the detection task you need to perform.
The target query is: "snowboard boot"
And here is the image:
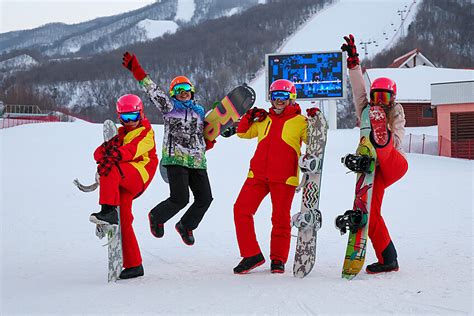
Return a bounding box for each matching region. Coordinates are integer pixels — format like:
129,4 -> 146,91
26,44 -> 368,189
366,260 -> 399,274
335,210 -> 367,234
148,210 -> 164,238
175,221 -> 194,246
89,204 -> 118,225
341,154 -> 374,173
119,264 -> 144,279
233,253 -> 265,274
369,105 -> 389,147
270,260 -> 285,274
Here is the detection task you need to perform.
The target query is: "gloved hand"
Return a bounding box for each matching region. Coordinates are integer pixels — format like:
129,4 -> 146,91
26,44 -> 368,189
221,125 -> 237,138
205,139 -> 216,151
341,34 -> 360,69
122,52 -> 147,81
106,146 -> 122,163
97,159 -> 114,177
244,107 -> 267,124
102,135 -> 120,154
306,107 -> 320,118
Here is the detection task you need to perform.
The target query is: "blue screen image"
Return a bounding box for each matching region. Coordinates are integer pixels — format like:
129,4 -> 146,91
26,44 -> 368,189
267,52 -> 344,99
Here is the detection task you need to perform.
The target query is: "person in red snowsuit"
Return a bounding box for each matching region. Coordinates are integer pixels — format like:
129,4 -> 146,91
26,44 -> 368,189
89,94 -> 158,279
233,79 -> 312,274
342,34 -> 408,274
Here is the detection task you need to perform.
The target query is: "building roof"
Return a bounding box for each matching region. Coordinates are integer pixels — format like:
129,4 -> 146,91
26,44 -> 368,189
364,66 -> 474,103
388,48 -> 435,68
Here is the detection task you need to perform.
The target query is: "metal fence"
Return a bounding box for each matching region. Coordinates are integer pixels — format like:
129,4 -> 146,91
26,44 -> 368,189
403,133 -> 474,160
0,115 -> 61,129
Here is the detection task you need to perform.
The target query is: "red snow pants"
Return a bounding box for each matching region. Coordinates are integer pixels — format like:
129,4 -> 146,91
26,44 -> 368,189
234,178 -> 296,263
370,138 -> 408,264
99,162 -> 152,268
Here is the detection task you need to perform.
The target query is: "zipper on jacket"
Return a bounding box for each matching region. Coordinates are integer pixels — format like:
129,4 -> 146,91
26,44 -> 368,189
263,121 -> 270,135
168,133 -> 172,156
185,109 -> 188,122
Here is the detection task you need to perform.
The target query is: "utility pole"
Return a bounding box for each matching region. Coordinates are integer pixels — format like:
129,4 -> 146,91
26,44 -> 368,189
359,40 -> 378,57
397,7 -> 407,37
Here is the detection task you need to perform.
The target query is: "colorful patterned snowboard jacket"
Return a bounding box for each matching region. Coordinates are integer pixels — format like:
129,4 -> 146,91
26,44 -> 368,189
140,76 -> 207,169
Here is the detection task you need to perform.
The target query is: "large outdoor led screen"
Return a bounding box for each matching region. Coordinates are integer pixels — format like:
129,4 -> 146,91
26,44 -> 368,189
266,51 -> 346,100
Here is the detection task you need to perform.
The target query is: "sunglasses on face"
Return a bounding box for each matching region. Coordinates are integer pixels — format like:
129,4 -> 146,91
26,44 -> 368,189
173,83 -> 192,95
119,111 -> 141,123
270,91 -> 291,101
370,91 -> 393,106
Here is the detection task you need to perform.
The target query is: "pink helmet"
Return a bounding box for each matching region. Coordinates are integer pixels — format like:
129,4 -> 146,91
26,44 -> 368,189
269,79 -> 297,103
370,77 -> 397,96
116,94 -> 143,114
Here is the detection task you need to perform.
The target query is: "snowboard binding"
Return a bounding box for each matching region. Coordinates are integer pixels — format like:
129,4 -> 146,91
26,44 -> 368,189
335,209 -> 367,235
299,154 -> 322,174
341,154 -> 374,173
291,209 -> 322,231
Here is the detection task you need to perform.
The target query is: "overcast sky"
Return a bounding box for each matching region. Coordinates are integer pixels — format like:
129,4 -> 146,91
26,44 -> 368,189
0,0 -> 156,33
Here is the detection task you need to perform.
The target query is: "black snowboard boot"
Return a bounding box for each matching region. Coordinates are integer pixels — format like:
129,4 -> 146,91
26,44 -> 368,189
233,253 -> 265,274
175,221 -> 194,246
335,210 -> 367,234
366,260 -> 399,274
89,204 -> 118,225
341,154 -> 374,173
119,264 -> 144,279
148,211 -> 164,238
270,260 -> 285,274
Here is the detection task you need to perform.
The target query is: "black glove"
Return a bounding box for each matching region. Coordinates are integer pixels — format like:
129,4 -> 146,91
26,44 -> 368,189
221,126 -> 237,138
341,34 -> 360,69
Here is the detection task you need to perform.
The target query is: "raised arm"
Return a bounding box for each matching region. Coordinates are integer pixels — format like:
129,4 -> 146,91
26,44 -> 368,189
122,52 -> 173,114
341,34 -> 368,120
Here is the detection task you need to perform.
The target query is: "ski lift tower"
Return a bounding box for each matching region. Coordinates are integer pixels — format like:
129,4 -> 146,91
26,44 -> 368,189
265,51 -> 347,130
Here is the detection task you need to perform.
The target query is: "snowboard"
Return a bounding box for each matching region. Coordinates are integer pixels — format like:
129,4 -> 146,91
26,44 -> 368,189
339,105 -> 377,280
160,85 -> 256,183
73,119 -> 123,282
292,108 -> 328,278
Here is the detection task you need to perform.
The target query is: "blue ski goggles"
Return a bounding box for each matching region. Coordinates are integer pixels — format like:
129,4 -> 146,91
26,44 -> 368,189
270,91 -> 291,101
172,83 -> 193,95
119,111 -> 141,123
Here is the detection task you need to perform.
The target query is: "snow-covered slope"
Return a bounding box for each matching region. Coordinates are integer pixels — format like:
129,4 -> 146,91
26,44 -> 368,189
137,19 -> 179,40
249,0 -> 420,107
1,122 -> 472,314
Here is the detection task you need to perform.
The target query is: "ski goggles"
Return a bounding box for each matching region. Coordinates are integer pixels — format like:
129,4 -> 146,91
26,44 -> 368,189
270,91 -> 291,101
172,83 -> 193,95
370,91 -> 393,106
119,111 -> 141,123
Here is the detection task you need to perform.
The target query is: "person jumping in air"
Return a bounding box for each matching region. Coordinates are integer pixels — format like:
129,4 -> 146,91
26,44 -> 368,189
341,34 -> 408,274
122,52 -> 214,246
233,79 -> 316,274
89,94 -> 158,279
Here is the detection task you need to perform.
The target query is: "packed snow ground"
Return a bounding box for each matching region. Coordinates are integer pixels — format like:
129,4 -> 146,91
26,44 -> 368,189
1,122 -> 472,315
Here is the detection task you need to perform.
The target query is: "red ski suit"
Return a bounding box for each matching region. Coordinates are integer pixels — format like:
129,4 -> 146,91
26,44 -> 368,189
349,65 -> 408,264
234,104 -> 307,263
94,118 -> 158,268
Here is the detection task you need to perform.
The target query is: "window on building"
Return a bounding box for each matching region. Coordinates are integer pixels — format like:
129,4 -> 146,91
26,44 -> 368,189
423,106 -> 434,118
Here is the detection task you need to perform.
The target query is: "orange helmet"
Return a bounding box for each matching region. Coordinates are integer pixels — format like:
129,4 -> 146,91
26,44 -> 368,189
169,75 -> 195,98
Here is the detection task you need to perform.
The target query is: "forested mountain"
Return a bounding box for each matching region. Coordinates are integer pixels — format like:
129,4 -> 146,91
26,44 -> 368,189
0,0 -> 333,123
365,0 -> 473,68
1,0 -> 471,124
